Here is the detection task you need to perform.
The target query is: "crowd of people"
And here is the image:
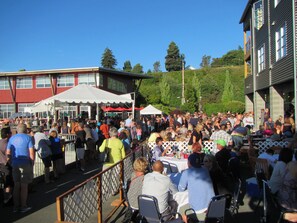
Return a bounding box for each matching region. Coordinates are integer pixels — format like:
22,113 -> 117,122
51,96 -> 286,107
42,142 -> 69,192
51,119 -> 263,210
0,109 -> 296,222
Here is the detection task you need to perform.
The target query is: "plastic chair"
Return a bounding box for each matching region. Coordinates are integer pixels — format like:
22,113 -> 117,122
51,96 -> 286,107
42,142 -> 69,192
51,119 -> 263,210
161,161 -> 172,174
169,163 -> 179,173
229,178 -> 242,215
138,194 -> 183,223
255,158 -> 270,180
204,194 -> 228,223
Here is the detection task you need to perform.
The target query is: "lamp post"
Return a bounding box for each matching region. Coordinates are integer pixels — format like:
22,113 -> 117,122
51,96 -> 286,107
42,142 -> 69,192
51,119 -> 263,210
181,54 -> 186,105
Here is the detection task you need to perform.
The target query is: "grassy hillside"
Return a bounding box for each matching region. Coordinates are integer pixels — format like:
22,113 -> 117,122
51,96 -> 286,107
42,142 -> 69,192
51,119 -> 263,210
138,65 -> 245,113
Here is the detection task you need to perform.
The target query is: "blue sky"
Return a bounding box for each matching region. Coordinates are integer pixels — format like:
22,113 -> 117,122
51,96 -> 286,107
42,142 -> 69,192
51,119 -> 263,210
0,0 -> 247,72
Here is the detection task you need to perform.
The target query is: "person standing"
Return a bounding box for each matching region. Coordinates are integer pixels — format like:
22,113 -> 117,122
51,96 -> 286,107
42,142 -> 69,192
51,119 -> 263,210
6,124 -> 35,213
75,123 -> 86,171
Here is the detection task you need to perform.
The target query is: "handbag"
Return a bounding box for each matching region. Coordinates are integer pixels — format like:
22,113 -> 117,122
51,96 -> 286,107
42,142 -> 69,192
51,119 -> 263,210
102,139 -> 110,162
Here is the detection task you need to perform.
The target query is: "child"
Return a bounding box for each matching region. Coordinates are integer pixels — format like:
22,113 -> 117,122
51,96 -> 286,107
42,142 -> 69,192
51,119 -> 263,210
136,124 -> 142,141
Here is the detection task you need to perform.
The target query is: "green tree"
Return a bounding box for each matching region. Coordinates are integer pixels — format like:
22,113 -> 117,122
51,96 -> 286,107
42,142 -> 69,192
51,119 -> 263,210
200,55 -> 211,68
147,69 -> 152,74
132,63 -> 144,73
211,48 -> 244,67
221,70 -> 234,103
101,48 -> 117,69
165,41 -> 182,71
123,60 -> 132,72
153,61 -> 161,72
192,73 -> 202,110
159,76 -> 171,105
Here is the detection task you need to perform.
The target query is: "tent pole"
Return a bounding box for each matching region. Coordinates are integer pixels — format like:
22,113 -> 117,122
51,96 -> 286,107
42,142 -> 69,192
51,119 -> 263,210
96,103 -> 99,121
132,92 -> 135,120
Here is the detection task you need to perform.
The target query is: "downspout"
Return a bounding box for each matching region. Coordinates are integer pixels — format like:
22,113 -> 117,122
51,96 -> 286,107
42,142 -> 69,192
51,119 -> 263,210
252,4 -> 258,129
293,0 -> 297,132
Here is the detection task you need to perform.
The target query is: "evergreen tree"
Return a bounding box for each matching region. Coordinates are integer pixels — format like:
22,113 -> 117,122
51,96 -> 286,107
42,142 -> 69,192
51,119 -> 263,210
123,60 -> 132,72
132,63 -> 144,73
147,69 -> 152,74
200,55 -> 211,68
221,70 -> 234,103
165,41 -> 182,71
192,73 -> 202,110
101,48 -> 117,69
159,76 -> 171,105
153,61 -> 161,72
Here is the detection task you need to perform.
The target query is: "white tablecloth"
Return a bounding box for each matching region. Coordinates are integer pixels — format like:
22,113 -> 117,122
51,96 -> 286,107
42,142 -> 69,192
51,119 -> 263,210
159,156 -> 188,172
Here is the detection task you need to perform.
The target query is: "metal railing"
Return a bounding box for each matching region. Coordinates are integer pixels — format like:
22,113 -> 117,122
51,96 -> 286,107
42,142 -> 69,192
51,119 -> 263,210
56,143 -> 149,223
33,134 -> 77,178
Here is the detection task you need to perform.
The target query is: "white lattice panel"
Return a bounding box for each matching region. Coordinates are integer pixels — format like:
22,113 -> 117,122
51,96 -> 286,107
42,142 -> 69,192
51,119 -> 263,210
202,141 -> 215,152
257,141 -> 289,154
148,141 -> 190,153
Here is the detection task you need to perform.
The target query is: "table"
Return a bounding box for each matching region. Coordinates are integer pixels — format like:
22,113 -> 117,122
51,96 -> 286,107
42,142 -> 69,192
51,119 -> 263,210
159,156 -> 188,173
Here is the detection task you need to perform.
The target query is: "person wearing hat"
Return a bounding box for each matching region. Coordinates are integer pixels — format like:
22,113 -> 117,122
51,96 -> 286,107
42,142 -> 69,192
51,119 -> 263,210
214,139 -> 231,173
178,153 -> 215,221
210,123 -> 232,154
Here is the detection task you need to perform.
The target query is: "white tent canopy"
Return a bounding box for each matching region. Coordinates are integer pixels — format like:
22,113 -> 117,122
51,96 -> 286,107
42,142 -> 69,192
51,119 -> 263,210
42,84 -> 134,105
140,104 -> 162,115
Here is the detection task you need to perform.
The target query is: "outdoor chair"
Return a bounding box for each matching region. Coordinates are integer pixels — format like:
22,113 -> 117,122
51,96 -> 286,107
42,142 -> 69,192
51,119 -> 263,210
255,158 -> 270,180
161,161 -> 172,174
169,163 -> 179,173
204,194 -> 228,223
138,194 -> 183,223
229,178 -> 241,215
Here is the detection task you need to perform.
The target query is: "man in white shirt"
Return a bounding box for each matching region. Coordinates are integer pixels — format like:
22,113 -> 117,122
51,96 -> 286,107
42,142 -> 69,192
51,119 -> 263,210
142,161 -> 178,219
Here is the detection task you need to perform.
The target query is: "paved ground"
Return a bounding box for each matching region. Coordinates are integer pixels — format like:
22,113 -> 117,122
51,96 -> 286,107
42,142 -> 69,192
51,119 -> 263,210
0,160 -> 274,223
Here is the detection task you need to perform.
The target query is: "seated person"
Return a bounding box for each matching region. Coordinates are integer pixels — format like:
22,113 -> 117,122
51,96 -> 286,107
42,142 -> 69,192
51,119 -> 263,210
123,157 -> 148,223
178,153 -> 215,221
269,148 -> 293,194
277,152 -> 297,211
258,148 -> 277,168
214,140 -> 231,173
152,137 -> 169,161
192,142 -> 205,163
142,161 -> 178,220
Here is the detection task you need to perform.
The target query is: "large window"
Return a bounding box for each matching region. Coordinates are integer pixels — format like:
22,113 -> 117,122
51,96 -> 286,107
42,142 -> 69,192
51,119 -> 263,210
18,103 -> 34,112
78,73 -> 96,86
60,105 -> 77,119
36,76 -> 51,88
107,77 -> 127,93
0,104 -> 14,119
99,73 -> 103,87
0,77 -> 11,90
258,45 -> 265,72
254,0 -> 264,30
16,77 -> 32,89
57,74 -> 74,87
276,23 -> 287,61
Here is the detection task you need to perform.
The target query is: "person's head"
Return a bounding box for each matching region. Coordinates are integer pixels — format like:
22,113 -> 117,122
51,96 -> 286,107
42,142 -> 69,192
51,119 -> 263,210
155,137 -> 163,145
216,139 -> 227,150
133,157 -> 148,173
192,142 -> 202,153
220,123 -> 227,130
152,160 -> 164,173
109,127 -> 118,137
266,148 -> 274,155
17,123 -> 27,134
78,122 -> 84,129
279,147 -> 293,164
49,129 -> 58,138
203,154 -> 219,170
188,153 -> 201,168
1,127 -> 11,139
119,131 -> 127,140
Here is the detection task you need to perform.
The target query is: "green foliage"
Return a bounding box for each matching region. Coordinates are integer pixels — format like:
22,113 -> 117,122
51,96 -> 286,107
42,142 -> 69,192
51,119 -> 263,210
203,101 -> 245,115
139,65 -> 245,114
211,48 -> 244,67
165,41 -> 182,72
132,63 -> 144,73
159,76 -> 171,105
153,61 -> 161,72
221,70 -> 234,103
101,48 -> 117,69
200,55 -> 211,68
123,60 -> 132,72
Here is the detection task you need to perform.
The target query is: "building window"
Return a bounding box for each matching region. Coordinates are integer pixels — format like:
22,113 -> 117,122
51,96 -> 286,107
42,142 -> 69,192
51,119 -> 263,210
99,73 -> 103,87
36,76 -> 51,88
0,77 -> 11,90
0,104 -> 14,119
57,74 -> 74,87
107,77 -> 127,93
258,45 -> 265,72
16,77 -> 32,89
78,73 -> 96,86
18,103 -> 34,112
275,0 -> 281,7
276,23 -> 287,61
60,105 -> 77,119
254,0 -> 264,30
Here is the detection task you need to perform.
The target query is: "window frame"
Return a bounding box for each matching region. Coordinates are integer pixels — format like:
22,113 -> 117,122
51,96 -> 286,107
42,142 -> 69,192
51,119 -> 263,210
0,104 -> 15,119
258,44 -> 265,73
36,75 -> 51,88
107,77 -> 127,93
57,74 -> 74,87
78,73 -> 96,86
275,23 -> 287,61
0,77 -> 11,90
16,76 -> 33,89
254,0 -> 264,30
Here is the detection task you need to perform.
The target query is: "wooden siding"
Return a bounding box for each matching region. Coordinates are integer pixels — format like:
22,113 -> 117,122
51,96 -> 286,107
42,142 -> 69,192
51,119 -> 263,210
256,69 -> 270,90
245,75 -> 254,94
270,0 -> 294,84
